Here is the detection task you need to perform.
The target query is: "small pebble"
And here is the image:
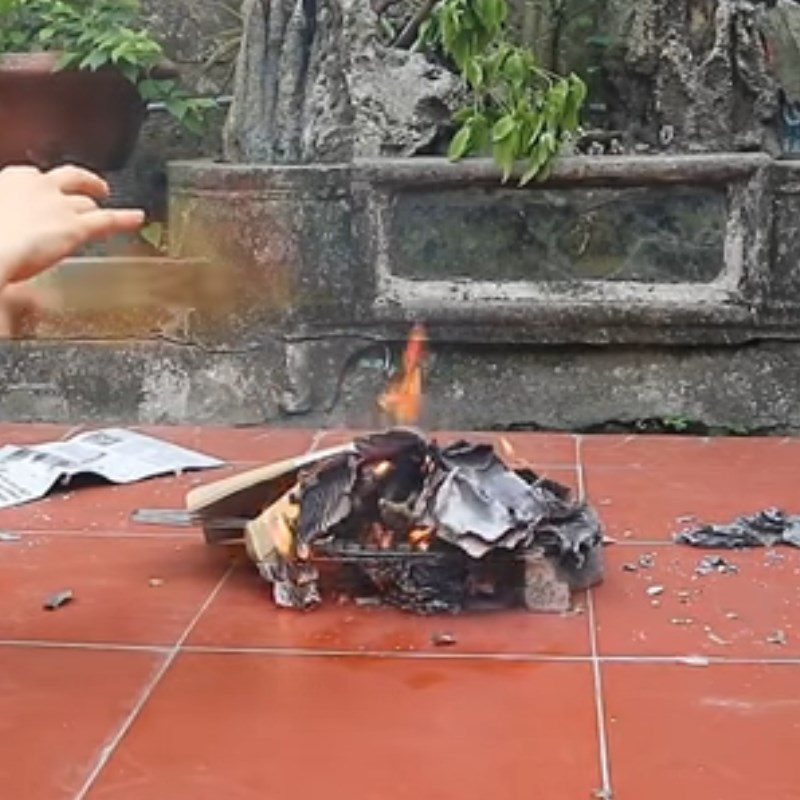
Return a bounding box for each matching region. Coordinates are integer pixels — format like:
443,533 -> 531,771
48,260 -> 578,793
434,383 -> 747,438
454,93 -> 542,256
431,632 -> 457,647
725,611 -> 739,620
621,563 -> 638,573
766,629 -> 787,646
355,596 -> 382,608
638,554 -> 655,569
43,589 -> 74,611
148,578 -> 165,588
670,617 -> 694,626
696,556 -> 738,576
650,599 -> 661,608
646,585 -> 665,597
706,631 -> 730,646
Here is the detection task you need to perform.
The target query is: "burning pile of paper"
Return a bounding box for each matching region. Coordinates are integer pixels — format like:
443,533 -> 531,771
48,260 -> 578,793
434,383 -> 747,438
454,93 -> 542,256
187,428 -> 604,614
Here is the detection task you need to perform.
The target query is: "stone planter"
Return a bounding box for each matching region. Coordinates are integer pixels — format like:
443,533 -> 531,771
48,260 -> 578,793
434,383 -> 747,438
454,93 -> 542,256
0,52 -> 147,171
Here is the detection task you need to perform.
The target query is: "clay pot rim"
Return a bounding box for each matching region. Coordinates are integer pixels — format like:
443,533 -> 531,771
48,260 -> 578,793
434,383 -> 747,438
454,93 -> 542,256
0,50 -> 178,79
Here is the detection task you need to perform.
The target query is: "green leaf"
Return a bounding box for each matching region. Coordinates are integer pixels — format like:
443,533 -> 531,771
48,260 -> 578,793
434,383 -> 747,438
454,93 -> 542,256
540,130 -> 558,154
54,51 -> 80,70
492,127 -> 519,182
139,221 -> 165,250
82,50 -> 110,70
549,79 -> 569,112
491,114 -> 516,142
119,62 -> 139,82
470,113 -> 491,152
519,137 -> 549,186
562,73 -> 587,130
519,162 -> 539,187
534,159 -> 553,183
452,106 -> 474,124
448,123 -> 473,161
165,97 -> 190,120
490,0 -> 507,28
465,57 -> 483,90
503,50 -> 526,86
474,0 -> 492,27
526,115 -> 545,147
415,17 -> 435,50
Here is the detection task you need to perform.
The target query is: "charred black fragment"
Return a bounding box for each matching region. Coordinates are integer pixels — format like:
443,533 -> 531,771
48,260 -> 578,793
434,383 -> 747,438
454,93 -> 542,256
296,453 -> 357,548
677,508 -> 800,549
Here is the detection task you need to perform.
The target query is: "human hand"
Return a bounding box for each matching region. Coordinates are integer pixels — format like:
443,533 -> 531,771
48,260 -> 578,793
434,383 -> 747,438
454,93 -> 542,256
0,165 -> 145,286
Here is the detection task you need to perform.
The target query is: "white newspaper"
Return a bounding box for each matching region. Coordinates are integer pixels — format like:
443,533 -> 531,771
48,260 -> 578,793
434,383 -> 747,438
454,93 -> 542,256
0,428 -> 224,510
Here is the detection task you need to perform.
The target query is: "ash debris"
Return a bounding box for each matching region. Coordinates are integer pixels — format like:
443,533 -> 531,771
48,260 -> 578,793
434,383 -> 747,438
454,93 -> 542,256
677,508 -> 800,550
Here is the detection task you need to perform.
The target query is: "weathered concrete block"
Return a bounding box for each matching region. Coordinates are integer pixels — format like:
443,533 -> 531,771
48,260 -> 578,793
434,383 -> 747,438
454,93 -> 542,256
170,153 -> 775,345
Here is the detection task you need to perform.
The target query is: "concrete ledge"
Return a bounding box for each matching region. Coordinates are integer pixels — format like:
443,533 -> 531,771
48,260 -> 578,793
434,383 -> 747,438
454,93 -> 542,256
168,154 -> 780,345
4,338 -> 800,431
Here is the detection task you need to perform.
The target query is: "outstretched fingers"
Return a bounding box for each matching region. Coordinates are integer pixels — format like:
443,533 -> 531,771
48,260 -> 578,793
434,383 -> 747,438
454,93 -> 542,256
79,208 -> 146,242
47,165 -> 110,199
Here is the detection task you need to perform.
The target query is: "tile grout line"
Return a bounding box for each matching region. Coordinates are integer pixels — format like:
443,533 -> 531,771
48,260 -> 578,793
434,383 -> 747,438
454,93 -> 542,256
574,435 -> 586,503
0,639 -> 592,662
3,637 -> 800,665
0,639 -> 170,654
588,588 -> 613,800
72,564 -> 234,800
181,646 -> 592,661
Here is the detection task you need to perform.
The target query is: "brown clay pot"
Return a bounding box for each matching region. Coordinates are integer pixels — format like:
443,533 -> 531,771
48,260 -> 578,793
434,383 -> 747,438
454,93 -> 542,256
0,51 -> 147,171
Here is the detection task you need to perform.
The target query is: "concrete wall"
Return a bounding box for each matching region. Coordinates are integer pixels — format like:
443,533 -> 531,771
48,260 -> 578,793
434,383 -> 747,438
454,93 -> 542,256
4,153 -> 800,432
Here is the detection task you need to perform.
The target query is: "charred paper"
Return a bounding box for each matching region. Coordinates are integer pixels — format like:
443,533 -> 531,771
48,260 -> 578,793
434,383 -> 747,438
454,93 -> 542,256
236,430 -> 604,614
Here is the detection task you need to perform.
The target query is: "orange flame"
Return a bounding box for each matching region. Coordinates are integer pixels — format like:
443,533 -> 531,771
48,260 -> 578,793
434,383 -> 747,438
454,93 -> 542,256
379,324 -> 427,425
408,526 -> 434,550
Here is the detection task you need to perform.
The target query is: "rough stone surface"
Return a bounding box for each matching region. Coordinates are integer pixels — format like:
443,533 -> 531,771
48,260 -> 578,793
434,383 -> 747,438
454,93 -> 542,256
389,184 -> 727,283
0,341 -> 283,425
5,338 -> 800,431
603,0 -> 779,152
224,0 -> 464,163
761,0 -> 800,101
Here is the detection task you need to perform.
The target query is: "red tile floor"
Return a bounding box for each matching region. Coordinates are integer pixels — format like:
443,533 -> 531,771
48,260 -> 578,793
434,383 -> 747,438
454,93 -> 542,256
1,425 -> 798,799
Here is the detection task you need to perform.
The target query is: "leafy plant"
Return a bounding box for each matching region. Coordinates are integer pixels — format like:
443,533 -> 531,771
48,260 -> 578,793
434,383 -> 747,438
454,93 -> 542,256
417,0 -> 586,184
0,0 -> 215,133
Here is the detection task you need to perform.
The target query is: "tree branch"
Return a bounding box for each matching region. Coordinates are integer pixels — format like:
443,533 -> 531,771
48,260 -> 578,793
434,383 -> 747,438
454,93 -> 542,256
393,0 -> 438,49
